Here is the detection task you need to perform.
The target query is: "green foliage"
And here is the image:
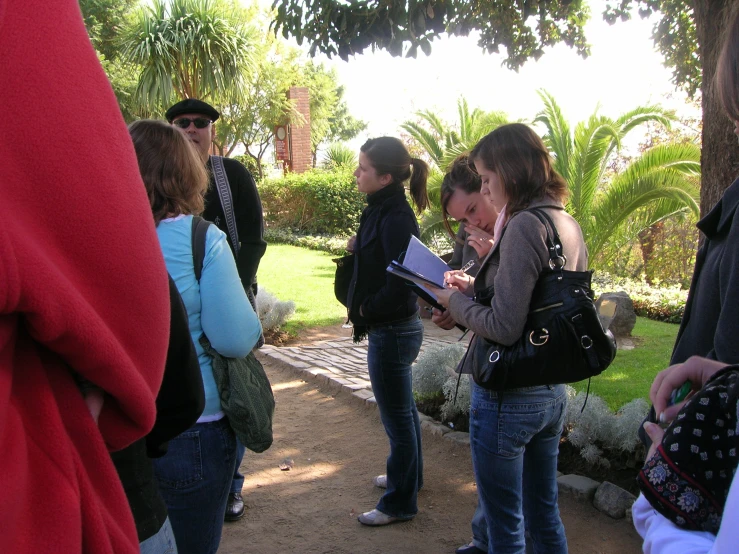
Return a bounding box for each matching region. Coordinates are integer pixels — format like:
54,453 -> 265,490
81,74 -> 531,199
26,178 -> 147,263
271,1 -> 590,66
401,98 -> 510,241
263,228 -> 350,255
260,169 -> 365,235
535,90 -> 700,265
257,244 -> 348,334
121,0 -> 258,111
321,143 -> 358,170
593,273 -> 688,323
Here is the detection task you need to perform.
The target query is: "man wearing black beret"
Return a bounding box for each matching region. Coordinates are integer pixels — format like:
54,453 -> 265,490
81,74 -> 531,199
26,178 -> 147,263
166,98 -> 266,523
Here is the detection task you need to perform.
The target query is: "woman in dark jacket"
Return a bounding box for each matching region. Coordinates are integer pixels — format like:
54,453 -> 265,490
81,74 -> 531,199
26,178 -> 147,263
346,137 -> 430,526
435,124 -> 587,553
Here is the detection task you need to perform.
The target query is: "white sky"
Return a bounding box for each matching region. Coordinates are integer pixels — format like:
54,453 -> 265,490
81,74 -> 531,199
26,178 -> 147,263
309,0 -> 700,147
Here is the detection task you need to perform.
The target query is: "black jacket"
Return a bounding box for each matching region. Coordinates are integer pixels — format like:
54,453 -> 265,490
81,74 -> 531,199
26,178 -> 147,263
202,157 -> 267,290
347,183 -> 420,330
671,177 -> 739,365
111,276 -> 204,541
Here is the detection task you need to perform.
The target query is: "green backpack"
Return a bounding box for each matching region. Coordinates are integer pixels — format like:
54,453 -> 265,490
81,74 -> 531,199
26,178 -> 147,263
191,216 -> 274,453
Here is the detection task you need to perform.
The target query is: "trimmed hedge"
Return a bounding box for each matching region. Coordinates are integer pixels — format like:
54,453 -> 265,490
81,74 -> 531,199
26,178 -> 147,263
260,169 -> 365,235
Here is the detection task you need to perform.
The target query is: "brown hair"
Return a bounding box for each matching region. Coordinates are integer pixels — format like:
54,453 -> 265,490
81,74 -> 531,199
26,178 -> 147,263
360,137 -> 429,214
128,119 -> 209,225
440,154 -> 483,241
716,4 -> 739,121
470,123 -> 568,215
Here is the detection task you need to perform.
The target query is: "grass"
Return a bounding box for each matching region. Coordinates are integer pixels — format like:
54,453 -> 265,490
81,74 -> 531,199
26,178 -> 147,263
259,244 -> 680,409
258,244 -> 347,335
570,317 -> 679,410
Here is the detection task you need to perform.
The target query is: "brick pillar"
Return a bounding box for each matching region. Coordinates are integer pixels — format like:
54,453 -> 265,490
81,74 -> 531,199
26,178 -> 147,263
287,86 -> 311,173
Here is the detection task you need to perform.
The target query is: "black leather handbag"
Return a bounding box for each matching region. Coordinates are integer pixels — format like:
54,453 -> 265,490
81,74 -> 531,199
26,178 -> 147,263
472,208 -> 617,391
332,253 -> 355,307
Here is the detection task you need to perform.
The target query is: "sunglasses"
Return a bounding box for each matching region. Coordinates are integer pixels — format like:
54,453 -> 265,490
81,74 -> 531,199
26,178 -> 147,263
173,117 -> 212,129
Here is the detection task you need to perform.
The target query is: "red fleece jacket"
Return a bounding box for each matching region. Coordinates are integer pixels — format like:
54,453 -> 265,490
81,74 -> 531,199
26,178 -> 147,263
0,1 -> 170,552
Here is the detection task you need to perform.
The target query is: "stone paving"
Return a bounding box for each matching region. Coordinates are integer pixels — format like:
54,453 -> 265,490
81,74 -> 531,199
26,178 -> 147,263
259,318 -> 465,406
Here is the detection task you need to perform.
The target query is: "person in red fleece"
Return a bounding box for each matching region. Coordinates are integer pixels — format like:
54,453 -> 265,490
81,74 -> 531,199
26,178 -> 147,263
0,1 -> 170,552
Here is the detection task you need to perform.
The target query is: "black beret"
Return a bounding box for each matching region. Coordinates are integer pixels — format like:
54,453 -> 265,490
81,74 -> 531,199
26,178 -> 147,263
165,99 -> 220,123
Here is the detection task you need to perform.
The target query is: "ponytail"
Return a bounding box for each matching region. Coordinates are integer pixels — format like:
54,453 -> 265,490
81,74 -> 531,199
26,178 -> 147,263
408,158 -> 430,214
360,137 -> 430,214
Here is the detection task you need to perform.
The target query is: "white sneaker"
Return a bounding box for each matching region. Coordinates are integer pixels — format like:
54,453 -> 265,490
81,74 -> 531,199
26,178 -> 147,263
372,474 -> 388,489
357,508 -> 409,526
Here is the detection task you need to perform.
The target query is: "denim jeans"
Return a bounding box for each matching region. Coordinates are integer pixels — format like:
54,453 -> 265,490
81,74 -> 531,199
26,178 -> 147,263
139,517 -> 177,554
231,439 -> 246,494
470,381 -> 568,554
153,418 -> 237,554
367,314 -> 424,519
471,498 -> 488,551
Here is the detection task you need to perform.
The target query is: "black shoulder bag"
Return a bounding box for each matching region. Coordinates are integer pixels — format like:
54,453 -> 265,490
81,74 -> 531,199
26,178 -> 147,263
472,208 -> 617,391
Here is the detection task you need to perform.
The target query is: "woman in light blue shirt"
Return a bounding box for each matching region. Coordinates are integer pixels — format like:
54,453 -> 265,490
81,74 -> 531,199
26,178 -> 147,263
129,119 -> 261,554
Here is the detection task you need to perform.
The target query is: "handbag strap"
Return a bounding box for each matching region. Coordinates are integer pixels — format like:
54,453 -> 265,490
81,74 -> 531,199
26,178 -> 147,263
191,216 -> 211,282
526,208 -> 566,270
210,155 -> 240,257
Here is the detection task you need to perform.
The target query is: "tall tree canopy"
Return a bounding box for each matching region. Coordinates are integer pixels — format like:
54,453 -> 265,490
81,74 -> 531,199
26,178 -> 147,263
271,0 -> 738,215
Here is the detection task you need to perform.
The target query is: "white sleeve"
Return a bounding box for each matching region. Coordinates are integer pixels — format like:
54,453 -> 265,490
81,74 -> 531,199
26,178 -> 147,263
710,474 -> 739,553
632,494 -> 715,554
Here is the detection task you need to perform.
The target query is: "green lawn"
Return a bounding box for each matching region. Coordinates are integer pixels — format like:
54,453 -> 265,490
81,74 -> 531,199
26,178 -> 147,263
570,318 -> 679,410
259,244 -> 680,409
258,244 -> 347,335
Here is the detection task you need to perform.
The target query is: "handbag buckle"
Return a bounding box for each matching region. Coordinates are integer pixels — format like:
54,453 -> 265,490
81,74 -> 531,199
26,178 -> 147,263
581,335 -> 593,349
548,255 -> 567,270
488,350 -> 501,363
529,328 -> 549,346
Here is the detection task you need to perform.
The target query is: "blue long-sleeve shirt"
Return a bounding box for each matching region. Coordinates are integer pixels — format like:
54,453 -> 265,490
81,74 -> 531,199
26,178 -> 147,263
157,215 -> 262,419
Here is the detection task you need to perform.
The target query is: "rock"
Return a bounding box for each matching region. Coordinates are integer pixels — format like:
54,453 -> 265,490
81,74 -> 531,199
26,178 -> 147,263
593,481 -> 637,519
595,291 -> 637,338
557,474 -> 600,501
421,420 -> 451,436
444,431 -> 471,447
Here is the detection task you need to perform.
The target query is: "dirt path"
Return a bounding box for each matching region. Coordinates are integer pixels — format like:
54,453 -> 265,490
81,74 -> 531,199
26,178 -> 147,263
220,357 -> 643,554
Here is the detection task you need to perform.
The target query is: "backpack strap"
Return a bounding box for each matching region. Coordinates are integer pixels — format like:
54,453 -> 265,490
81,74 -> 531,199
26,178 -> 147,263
191,216 -> 212,283
210,155 -> 240,257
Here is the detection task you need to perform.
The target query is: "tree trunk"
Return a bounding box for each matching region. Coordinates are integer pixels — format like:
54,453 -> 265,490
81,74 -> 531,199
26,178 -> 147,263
638,221 -> 663,284
694,0 -> 739,217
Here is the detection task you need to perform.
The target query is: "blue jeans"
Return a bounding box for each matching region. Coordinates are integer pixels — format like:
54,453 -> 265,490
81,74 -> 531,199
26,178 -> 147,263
367,314 -> 424,519
153,418 -> 237,554
470,381 -> 568,554
139,517 -> 177,554
231,439 -> 246,494
471,498 -> 488,551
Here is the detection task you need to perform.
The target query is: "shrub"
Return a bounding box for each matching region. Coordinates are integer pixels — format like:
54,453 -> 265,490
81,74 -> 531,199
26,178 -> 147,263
564,386 -> 649,468
260,169 -> 365,235
264,227 -> 349,255
412,343 -> 463,397
255,287 -> 295,331
592,273 -> 688,323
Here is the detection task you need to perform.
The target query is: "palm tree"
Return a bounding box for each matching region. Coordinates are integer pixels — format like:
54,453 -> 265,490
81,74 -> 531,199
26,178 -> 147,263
401,98 -> 509,242
534,90 -> 700,266
121,0 -> 257,112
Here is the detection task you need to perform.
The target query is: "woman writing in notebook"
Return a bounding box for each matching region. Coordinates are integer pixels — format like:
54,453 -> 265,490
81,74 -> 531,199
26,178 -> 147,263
432,124 -> 586,553
345,137 -> 430,526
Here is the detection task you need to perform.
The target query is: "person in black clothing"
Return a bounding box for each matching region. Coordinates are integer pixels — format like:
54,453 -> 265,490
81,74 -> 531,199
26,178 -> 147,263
166,98 -> 266,521
111,276 -> 205,553
347,137 -> 430,527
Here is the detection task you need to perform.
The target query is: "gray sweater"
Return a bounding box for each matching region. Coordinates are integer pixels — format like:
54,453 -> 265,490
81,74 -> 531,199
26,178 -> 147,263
449,198 -> 588,372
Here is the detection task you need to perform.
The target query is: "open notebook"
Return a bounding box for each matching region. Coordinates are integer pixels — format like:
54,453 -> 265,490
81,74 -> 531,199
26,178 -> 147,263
386,236 -> 451,308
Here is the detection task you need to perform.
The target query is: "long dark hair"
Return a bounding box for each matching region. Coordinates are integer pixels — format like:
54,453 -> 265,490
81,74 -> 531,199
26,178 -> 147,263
717,4 -> 739,121
470,123 -> 568,216
360,137 -> 429,214
440,154 -> 482,241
